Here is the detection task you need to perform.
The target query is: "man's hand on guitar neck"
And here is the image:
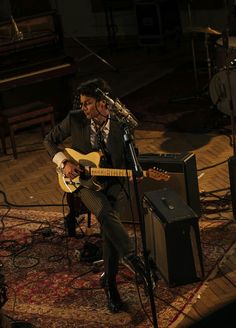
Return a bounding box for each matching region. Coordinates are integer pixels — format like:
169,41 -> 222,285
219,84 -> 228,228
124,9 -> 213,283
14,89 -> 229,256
62,160 -> 82,180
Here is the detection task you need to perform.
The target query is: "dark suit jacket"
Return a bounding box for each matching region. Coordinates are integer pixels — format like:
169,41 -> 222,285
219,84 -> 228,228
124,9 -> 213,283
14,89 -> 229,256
44,110 -> 128,170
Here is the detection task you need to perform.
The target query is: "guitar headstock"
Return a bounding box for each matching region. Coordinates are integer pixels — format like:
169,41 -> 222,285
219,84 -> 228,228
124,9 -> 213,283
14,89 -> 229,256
146,167 -> 170,181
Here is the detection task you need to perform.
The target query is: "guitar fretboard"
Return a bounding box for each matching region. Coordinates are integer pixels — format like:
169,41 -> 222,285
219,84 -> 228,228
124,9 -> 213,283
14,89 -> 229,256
89,168 -> 148,177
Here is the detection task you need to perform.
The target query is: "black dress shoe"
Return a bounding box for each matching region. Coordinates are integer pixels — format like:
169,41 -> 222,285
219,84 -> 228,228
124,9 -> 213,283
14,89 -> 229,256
104,283 -> 123,313
100,273 -> 123,313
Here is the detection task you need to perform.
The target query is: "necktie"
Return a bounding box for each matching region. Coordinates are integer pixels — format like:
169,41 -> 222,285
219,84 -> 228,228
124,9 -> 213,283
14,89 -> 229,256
96,130 -> 106,155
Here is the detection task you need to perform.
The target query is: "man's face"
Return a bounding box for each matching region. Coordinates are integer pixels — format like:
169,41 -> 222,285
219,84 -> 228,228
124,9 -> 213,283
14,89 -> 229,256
80,94 -> 108,122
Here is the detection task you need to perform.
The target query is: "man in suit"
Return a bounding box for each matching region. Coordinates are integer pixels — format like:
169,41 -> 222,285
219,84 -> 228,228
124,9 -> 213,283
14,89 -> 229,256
44,78 -> 149,312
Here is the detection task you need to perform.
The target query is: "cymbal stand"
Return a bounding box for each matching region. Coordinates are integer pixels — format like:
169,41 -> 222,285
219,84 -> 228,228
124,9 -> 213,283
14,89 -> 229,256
188,2 -> 214,95
188,0 -> 200,94
169,0 -> 200,103
205,33 -> 212,82
223,0 -> 236,155
224,0 -> 236,221
224,40 -> 236,154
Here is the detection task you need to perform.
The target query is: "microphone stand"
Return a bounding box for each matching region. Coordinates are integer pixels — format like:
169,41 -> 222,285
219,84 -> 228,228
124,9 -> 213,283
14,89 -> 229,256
96,87 -> 158,327
122,125 -> 158,328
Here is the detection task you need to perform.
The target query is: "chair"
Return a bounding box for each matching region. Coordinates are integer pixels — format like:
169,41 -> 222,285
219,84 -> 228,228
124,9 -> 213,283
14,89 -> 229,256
0,101 -> 55,159
64,192 -> 92,237
65,192 -> 103,265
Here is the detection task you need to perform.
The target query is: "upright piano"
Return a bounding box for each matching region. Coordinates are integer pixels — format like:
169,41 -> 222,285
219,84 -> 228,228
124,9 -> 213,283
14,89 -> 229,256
0,0 -> 77,118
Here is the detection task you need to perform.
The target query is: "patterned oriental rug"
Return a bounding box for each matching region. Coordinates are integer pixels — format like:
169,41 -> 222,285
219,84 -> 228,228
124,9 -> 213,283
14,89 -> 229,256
0,208 -> 236,328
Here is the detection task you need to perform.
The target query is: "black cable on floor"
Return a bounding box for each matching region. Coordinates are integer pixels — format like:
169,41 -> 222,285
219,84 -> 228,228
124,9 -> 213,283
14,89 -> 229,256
197,159 -> 228,171
0,190 -> 64,208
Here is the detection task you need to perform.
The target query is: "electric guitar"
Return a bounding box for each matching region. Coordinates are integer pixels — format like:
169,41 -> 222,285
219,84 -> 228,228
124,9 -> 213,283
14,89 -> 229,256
57,148 -> 170,193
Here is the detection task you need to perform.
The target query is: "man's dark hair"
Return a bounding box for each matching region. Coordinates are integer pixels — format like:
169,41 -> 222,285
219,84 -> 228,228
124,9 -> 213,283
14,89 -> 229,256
76,78 -> 112,101
72,78 -> 112,111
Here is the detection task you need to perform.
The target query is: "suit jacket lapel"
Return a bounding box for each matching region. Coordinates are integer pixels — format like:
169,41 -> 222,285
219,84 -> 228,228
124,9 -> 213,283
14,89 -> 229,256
83,121 -> 93,152
107,119 -> 125,167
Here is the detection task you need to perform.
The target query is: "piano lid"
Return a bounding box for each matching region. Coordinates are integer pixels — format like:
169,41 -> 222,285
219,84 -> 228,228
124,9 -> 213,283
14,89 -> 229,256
0,14 -> 59,48
10,0 -> 52,18
0,0 -> 53,21
0,0 -> 76,87
0,0 -> 59,47
0,0 -> 76,118
0,0 -> 65,67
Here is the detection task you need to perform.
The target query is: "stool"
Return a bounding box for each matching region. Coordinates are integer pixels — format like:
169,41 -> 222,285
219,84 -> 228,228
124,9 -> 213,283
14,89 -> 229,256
65,192 -> 103,265
0,101 -> 55,159
65,192 -> 92,237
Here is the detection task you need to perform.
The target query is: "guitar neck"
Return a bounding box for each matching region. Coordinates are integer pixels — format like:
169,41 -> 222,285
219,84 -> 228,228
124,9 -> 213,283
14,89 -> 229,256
90,167 -> 147,178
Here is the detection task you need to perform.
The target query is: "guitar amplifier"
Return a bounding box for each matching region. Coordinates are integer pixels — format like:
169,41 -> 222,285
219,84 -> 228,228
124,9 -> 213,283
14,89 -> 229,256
119,152 -> 201,222
143,188 -> 204,287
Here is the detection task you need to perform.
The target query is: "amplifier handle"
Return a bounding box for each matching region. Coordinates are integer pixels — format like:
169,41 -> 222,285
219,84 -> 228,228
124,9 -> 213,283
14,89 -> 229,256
161,197 -> 175,210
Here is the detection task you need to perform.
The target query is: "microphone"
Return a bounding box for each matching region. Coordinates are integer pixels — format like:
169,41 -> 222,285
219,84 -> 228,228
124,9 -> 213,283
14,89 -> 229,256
96,88 -> 138,128
10,15 -> 23,41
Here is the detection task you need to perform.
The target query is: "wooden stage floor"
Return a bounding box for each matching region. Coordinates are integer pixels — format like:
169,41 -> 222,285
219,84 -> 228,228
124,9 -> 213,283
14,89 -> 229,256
0,116 -> 236,327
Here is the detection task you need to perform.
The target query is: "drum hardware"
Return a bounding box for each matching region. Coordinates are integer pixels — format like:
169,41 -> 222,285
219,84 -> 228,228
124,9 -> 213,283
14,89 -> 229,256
169,0 -> 223,103
170,1 -> 203,102
205,33 -> 214,82
215,36 -> 236,70
189,27 -> 221,82
209,62 -> 236,117
223,0 -> 236,154
186,25 -> 221,83
170,28 -> 218,103
185,26 -> 221,35
210,0 -> 236,154
214,36 -> 232,47
187,0 -> 199,96
225,46 -> 236,153
230,58 -> 236,67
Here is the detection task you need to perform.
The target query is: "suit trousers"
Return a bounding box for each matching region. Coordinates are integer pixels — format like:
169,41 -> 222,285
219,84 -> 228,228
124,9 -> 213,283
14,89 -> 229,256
78,181 -> 132,280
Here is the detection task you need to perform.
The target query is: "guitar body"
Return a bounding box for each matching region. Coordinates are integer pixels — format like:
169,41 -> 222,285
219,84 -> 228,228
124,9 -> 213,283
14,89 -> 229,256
57,148 -> 170,193
57,149 -> 103,193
